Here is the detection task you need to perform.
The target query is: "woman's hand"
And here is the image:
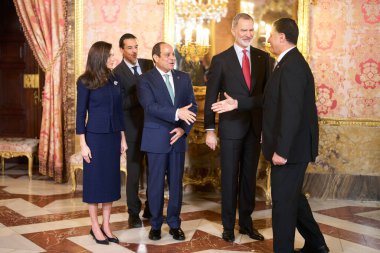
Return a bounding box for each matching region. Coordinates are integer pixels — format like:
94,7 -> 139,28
79,134 -> 92,163
81,144 -> 92,163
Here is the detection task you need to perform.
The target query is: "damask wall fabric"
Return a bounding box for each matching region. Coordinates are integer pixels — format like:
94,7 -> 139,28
13,0 -> 67,183
310,0 -> 380,119
82,0 -> 164,66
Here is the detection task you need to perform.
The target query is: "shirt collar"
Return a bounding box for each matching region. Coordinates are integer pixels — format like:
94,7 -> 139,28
123,58 -> 140,69
156,67 -> 172,77
234,43 -> 250,54
277,46 -> 296,63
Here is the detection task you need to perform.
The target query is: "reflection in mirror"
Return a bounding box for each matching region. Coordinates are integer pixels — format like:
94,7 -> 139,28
240,0 -> 297,51
167,0 -> 306,85
174,1 -> 229,86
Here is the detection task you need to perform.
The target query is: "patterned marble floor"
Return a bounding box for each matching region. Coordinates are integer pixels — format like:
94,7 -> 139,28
0,164 -> 379,253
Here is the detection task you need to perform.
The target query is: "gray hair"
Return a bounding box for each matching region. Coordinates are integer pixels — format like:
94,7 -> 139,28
232,13 -> 254,29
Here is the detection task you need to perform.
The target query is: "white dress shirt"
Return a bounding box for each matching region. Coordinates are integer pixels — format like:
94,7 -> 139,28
156,67 -> 175,96
124,59 -> 142,75
234,43 -> 251,72
155,67 -> 179,121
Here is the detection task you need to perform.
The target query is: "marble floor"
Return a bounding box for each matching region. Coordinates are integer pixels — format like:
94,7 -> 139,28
0,164 -> 379,253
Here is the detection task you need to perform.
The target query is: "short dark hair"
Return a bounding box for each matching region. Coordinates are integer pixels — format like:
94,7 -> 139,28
152,42 -> 167,63
273,18 -> 299,45
119,33 -> 137,49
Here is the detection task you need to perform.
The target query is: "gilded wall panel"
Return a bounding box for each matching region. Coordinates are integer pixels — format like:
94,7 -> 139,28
308,124 -> 380,176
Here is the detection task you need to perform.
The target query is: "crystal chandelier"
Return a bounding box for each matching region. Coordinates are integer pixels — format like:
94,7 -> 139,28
175,0 -> 228,62
175,0 -> 228,24
176,25 -> 210,62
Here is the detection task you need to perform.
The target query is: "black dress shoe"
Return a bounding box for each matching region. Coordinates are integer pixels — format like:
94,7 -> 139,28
222,229 -> 235,242
294,245 -> 330,253
169,227 -> 185,240
142,206 -> 152,219
316,245 -> 329,253
100,227 -> 119,244
90,229 -> 109,245
128,214 -> 142,228
239,227 -> 264,241
149,228 -> 161,240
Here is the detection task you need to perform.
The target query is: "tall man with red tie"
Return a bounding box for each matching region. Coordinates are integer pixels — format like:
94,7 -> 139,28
204,13 -> 271,242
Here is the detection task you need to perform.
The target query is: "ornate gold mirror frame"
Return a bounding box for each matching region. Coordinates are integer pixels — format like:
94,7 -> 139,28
162,0 -> 379,127
162,0 -> 316,103
162,0 -> 313,60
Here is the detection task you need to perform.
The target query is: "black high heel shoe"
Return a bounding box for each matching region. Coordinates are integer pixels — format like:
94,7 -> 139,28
100,227 -> 120,244
90,229 -> 109,245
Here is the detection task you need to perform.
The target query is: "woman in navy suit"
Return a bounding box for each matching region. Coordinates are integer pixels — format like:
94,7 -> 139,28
76,41 -> 127,245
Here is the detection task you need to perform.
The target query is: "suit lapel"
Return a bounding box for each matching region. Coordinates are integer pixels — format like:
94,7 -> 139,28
250,46 -> 262,94
120,60 -> 135,81
138,59 -> 147,74
264,48 -> 298,97
226,47 -> 249,92
152,68 -> 174,105
172,70 -> 181,107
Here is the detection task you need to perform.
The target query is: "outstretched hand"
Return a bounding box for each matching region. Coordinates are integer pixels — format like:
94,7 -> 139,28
211,92 -> 238,113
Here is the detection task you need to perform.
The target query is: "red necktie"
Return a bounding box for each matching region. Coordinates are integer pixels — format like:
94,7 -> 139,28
242,49 -> 251,90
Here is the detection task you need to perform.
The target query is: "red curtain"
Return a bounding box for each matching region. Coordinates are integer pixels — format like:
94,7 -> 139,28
13,0 -> 67,182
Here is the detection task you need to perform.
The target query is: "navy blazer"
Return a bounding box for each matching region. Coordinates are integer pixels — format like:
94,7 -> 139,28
76,74 -> 126,134
136,68 -> 197,153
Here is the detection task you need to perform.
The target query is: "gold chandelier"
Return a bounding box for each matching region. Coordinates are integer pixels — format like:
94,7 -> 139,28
176,26 -> 210,62
175,0 -> 228,62
175,0 -> 228,23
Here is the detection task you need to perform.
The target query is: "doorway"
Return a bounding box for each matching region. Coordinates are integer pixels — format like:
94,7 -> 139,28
0,0 -> 42,138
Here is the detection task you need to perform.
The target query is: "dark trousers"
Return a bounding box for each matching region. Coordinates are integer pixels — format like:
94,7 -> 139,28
126,141 -> 148,215
220,128 -> 260,230
271,162 -> 326,253
147,151 -> 185,230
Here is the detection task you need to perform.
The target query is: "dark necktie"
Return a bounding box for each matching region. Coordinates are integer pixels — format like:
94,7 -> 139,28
132,66 -> 139,78
242,49 -> 251,90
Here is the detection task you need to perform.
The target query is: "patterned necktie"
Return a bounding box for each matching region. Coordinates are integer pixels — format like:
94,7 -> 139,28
242,49 -> 251,90
132,66 -> 139,78
163,74 -> 175,104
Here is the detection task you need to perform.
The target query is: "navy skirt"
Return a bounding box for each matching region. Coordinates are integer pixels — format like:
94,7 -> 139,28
83,132 -> 121,203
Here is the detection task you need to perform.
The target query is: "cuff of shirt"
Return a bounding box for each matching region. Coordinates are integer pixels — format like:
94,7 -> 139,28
175,109 -> 179,121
